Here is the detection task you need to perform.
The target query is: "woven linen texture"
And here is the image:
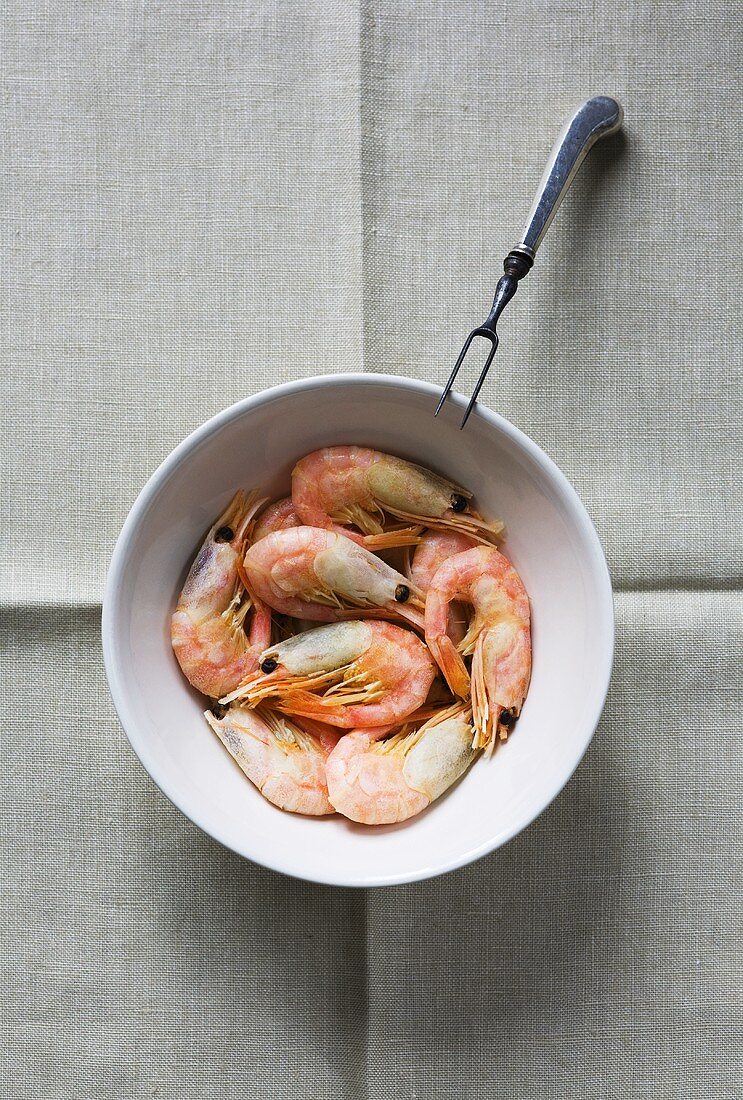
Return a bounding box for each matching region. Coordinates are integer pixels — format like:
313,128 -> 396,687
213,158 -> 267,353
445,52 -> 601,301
1,2 -> 740,1097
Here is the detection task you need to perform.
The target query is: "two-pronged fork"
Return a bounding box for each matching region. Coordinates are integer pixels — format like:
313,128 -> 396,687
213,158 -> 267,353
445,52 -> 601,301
436,95 -> 623,428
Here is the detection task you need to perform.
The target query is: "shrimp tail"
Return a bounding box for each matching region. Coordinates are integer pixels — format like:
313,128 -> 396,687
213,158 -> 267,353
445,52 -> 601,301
471,634 -> 501,754
429,633 -> 471,700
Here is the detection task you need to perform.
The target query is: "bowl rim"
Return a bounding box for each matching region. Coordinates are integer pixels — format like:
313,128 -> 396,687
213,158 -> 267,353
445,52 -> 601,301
102,373 -> 615,887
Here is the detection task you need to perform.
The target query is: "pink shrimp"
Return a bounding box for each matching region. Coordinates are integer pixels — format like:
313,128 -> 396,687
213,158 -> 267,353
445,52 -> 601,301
252,496 -> 301,543
171,491 -> 271,698
424,546 -> 531,751
291,446 -> 502,548
243,525 -> 425,629
221,619 -> 437,730
410,530 -> 477,645
326,704 -> 476,825
205,705 -> 340,815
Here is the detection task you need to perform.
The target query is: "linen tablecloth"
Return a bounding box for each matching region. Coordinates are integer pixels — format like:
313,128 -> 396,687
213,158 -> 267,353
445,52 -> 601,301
2,3 -> 741,1097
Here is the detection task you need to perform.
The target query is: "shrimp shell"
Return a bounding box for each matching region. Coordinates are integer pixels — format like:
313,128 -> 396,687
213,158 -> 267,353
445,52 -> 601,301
253,496 -> 301,543
411,529 -> 477,645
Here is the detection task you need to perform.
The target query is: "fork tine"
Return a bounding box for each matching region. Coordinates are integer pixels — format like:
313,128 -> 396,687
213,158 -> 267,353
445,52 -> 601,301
434,330 -> 478,416
460,339 -> 498,429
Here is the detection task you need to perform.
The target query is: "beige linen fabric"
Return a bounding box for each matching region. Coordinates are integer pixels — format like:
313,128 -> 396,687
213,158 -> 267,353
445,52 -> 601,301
1,3 -> 741,1097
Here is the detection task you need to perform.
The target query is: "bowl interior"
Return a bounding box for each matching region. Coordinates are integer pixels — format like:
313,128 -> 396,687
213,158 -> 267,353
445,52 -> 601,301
104,376 -> 613,886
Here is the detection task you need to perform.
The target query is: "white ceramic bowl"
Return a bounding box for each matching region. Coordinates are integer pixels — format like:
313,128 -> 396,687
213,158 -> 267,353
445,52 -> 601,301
103,374 -> 613,886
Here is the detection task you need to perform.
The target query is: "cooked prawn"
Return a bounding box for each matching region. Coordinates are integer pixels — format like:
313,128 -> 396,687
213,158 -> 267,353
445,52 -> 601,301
292,446 -> 502,547
205,705 -> 339,815
326,703 -> 476,824
243,526 -> 425,629
221,619 -> 437,729
253,496 -> 300,543
424,545 -> 531,751
171,491 -> 271,698
410,530 -> 477,645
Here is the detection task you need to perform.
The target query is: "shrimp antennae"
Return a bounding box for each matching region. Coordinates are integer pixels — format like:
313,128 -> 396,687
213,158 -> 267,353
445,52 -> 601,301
383,504 -> 504,545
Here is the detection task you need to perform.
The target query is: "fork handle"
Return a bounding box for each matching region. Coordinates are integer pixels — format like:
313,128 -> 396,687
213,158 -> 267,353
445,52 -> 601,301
512,96 -> 623,265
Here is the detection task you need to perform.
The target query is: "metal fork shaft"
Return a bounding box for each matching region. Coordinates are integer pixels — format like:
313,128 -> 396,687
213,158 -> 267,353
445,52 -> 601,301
437,95 -> 623,427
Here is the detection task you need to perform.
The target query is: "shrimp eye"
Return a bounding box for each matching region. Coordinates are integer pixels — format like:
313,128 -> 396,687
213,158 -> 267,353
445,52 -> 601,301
211,703 -> 228,719
261,657 -> 278,674
451,494 -> 468,513
499,708 -> 518,728
394,584 -> 410,603
215,526 -> 234,543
